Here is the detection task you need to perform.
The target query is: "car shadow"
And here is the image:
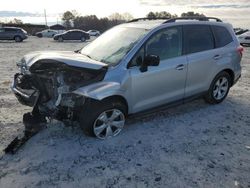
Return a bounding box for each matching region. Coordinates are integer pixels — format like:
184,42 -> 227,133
0,41 -> 28,44
125,96 -> 249,130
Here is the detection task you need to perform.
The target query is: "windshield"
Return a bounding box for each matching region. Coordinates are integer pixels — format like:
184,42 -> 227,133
80,26 -> 148,65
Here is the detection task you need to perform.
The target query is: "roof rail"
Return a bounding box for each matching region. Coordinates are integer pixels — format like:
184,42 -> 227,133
127,17 -> 171,23
163,17 -> 222,23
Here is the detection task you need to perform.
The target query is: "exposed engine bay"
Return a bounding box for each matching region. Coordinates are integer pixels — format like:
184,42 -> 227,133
14,60 -> 107,120
6,58 -> 107,153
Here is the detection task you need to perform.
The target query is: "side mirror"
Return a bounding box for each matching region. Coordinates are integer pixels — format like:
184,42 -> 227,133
140,54 -> 160,72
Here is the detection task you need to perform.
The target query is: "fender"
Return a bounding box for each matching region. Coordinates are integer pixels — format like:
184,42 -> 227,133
73,81 -> 126,101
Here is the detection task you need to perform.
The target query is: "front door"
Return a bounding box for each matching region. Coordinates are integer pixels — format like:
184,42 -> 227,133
129,26 -> 188,113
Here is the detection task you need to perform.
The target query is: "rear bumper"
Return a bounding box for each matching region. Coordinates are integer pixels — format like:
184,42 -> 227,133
22,35 -> 28,40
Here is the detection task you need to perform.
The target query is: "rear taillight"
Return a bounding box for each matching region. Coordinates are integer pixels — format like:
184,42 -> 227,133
237,46 -> 244,57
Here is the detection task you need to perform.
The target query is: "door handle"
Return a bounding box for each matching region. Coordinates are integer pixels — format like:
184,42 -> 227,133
175,64 -> 184,70
213,54 -> 221,60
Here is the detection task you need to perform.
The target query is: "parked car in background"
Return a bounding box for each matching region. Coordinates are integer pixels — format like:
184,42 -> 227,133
35,29 -> 58,38
87,30 -> 100,36
235,29 -> 249,35
0,27 -> 28,42
238,32 -> 250,46
53,30 -> 90,42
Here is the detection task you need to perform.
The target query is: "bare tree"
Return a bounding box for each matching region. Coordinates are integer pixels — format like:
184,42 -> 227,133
71,10 -> 81,18
109,13 -> 124,21
9,18 -> 23,24
62,11 -> 75,28
122,12 -> 134,21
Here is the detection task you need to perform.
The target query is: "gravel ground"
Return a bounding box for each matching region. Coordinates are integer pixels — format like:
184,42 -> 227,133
0,37 -> 249,188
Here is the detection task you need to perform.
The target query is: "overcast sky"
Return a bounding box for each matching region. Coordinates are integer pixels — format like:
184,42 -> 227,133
0,0 -> 249,28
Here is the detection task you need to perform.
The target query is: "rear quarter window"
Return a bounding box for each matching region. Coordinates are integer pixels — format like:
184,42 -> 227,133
184,25 -> 214,54
212,25 -> 233,48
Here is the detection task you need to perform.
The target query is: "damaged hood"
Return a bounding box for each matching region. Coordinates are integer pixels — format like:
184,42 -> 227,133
22,51 -> 107,70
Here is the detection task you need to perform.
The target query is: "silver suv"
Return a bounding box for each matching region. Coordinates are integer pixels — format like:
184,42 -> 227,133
12,17 -> 242,139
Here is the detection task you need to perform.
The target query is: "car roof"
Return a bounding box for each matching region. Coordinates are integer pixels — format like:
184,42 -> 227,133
122,20 -> 165,30
122,17 -> 229,30
3,27 -> 21,30
68,29 -> 84,32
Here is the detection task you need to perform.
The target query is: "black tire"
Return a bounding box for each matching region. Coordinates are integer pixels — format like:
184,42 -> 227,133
79,98 -> 127,138
80,36 -> 86,42
204,71 -> 232,104
14,36 -> 22,42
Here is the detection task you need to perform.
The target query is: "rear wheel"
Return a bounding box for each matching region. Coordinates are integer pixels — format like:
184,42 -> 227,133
79,98 -> 127,139
80,36 -> 86,42
204,71 -> 231,104
14,36 -> 22,42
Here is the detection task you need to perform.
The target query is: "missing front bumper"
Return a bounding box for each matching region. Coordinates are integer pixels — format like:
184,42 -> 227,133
11,73 -> 40,107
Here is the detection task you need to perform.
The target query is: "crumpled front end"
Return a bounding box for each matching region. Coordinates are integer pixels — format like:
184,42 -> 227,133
12,59 -> 107,120
12,73 -> 40,107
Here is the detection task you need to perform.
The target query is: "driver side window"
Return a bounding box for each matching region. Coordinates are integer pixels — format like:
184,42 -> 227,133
129,26 -> 182,67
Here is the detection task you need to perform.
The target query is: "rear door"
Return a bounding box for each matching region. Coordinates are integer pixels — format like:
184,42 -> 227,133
66,31 -> 80,40
73,31 -> 82,40
183,24 -> 218,97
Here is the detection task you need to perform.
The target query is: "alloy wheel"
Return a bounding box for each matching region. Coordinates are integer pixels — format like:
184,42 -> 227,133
213,77 -> 229,100
93,109 -> 125,139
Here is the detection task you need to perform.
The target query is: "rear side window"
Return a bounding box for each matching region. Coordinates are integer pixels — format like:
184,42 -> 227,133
5,28 -> 17,32
212,25 -> 233,47
184,25 -> 214,54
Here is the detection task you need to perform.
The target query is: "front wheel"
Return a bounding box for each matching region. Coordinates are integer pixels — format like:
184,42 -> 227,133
79,99 -> 127,139
204,71 -> 231,104
14,36 -> 22,42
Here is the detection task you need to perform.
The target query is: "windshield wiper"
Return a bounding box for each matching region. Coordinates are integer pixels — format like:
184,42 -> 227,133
78,52 -> 92,60
83,54 -> 93,59
74,49 -> 81,53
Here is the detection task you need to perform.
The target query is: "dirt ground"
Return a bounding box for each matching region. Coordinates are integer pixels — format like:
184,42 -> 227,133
0,37 -> 249,188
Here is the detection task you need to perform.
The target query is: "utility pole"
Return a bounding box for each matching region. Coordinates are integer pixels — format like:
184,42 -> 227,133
44,9 -> 47,27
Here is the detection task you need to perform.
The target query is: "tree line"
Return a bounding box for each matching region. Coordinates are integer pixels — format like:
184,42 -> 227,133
62,11 -> 205,32
0,11 -> 206,33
